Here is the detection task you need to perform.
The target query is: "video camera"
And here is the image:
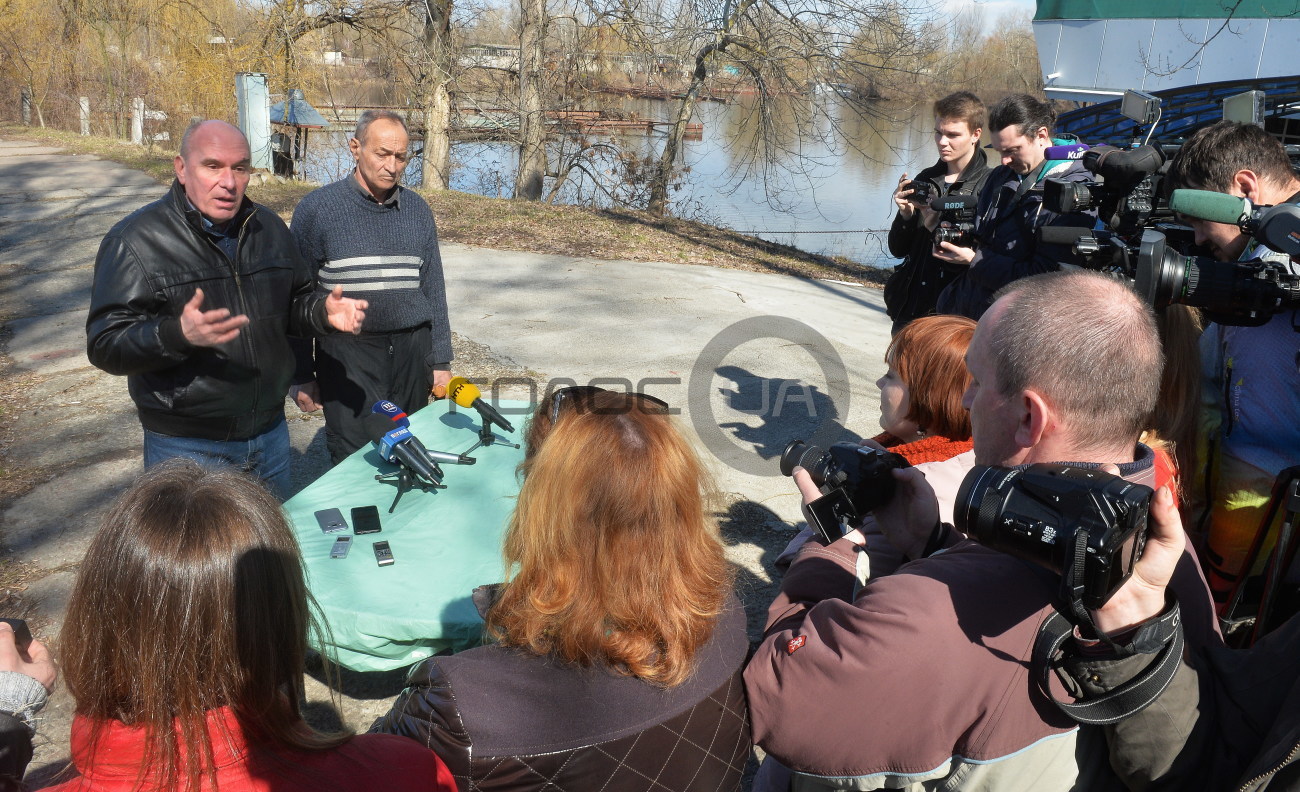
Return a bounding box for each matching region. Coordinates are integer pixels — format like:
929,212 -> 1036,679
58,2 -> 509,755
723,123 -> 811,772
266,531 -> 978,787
930,194 -> 978,249
1043,144 -> 1166,236
779,440 -> 910,544
1131,192 -> 1300,326
956,464 -> 1152,609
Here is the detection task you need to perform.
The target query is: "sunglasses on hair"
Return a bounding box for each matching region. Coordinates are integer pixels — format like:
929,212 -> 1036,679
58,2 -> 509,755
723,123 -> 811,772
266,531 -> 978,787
549,386 -> 670,424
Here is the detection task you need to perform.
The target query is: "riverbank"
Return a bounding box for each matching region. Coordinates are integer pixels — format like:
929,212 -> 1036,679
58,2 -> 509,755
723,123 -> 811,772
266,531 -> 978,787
0,124 -> 888,287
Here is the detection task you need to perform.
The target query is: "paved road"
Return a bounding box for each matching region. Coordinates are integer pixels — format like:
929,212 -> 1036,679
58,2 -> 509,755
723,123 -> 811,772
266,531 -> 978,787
0,136 -> 893,780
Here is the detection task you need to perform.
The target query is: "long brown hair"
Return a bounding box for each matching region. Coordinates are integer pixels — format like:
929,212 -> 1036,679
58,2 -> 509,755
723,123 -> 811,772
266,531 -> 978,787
889,315 -> 976,440
60,460 -> 349,791
488,390 -> 731,687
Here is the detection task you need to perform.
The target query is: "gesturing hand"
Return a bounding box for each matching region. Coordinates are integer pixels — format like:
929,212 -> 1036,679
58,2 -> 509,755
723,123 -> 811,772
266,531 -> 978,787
1091,485 -> 1185,636
325,285 -> 368,334
179,288 -> 249,347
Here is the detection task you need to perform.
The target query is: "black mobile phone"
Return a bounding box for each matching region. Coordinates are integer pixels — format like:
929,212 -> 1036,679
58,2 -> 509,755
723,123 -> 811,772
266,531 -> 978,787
373,540 -> 394,567
351,505 -> 382,535
329,536 -> 353,559
314,508 -> 349,535
0,619 -> 32,654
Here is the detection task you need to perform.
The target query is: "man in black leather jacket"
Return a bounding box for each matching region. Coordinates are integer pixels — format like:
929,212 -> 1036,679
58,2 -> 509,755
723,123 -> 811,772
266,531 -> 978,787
87,120 -> 367,498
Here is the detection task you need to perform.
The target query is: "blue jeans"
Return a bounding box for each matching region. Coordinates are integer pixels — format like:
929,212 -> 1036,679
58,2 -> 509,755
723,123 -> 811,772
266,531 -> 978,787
142,419 -> 292,500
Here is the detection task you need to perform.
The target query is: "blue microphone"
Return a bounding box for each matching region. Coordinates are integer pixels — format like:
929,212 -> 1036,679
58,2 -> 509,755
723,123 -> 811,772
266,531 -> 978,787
1045,143 -> 1090,161
371,400 -> 410,428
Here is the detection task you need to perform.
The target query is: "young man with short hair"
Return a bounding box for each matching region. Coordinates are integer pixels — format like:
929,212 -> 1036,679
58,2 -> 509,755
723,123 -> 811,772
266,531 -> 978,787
885,92 -> 991,333
933,93 -> 1096,320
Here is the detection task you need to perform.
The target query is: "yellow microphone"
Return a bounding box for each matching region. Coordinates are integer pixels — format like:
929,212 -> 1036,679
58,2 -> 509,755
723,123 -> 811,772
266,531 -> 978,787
448,377 -> 515,433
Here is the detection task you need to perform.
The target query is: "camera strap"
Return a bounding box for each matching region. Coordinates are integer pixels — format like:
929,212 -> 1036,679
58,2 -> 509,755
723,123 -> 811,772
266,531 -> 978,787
1033,531 -> 1185,724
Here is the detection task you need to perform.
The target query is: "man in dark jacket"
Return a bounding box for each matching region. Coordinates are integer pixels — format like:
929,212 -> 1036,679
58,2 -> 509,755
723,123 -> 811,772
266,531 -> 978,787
87,120 -> 368,498
934,94 -> 1096,320
885,92 -> 991,333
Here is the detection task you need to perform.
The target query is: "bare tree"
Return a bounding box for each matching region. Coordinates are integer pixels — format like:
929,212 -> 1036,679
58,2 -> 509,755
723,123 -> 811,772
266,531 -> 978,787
513,0 -> 549,198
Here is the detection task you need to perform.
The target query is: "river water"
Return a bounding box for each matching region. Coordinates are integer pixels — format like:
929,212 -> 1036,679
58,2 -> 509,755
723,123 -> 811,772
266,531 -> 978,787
303,97 -> 941,269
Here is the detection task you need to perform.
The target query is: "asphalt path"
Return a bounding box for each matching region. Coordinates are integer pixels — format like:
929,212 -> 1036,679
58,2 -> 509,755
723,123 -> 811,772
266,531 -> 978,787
0,136 -> 893,781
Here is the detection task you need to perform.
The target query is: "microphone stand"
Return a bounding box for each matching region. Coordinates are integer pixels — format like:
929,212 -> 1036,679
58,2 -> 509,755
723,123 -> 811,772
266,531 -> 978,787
461,408 -> 521,456
375,466 -> 444,513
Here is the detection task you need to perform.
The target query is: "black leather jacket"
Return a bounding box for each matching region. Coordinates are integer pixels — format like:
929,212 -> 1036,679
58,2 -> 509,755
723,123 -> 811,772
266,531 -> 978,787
88,180 -> 331,440
371,596 -> 751,792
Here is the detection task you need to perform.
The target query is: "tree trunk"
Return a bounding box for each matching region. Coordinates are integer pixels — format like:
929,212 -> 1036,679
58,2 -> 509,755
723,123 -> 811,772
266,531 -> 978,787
647,59 -> 706,217
420,0 -> 454,190
513,0 -> 547,200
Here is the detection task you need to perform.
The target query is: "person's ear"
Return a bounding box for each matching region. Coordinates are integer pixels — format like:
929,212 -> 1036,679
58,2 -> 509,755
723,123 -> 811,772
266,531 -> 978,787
174,155 -> 186,184
348,137 -> 362,160
971,127 -> 981,143
1015,388 -> 1053,449
1232,169 -> 1262,203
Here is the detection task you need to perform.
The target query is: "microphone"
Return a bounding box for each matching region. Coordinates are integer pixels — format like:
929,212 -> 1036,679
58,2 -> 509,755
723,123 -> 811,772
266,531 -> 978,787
1045,143 -> 1090,161
1169,189 -> 1252,225
363,412 -> 445,487
1039,225 -> 1095,245
370,400 -> 410,428
447,377 -> 515,433
929,194 -> 976,213
1081,145 -> 1165,181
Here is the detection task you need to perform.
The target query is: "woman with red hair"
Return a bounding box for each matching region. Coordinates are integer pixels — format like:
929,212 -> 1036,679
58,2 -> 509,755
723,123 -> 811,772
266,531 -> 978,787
872,314 -> 976,464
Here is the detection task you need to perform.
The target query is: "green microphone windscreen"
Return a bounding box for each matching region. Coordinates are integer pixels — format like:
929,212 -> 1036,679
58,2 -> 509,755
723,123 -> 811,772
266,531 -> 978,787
1169,189 -> 1249,224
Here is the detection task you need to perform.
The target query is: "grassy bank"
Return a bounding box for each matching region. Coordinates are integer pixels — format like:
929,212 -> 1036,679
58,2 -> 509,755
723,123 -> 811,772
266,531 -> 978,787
2,124 -> 886,286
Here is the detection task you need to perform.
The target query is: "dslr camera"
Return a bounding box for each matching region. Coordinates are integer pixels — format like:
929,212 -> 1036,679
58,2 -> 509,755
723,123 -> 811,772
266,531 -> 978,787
930,194 -> 978,249
955,464 -> 1151,609
780,440 -> 910,544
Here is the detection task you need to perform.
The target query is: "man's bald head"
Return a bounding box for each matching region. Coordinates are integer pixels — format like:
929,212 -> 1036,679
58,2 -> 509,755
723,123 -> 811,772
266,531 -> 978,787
179,120 -> 249,161
986,270 -> 1163,454
174,120 -> 252,225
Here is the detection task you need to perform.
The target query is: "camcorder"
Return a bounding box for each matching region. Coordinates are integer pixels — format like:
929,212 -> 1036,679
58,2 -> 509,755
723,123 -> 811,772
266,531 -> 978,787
1043,144 -> 1168,237
779,440 -> 910,544
1135,218 -> 1300,327
955,464 -> 1152,609
930,194 -> 978,249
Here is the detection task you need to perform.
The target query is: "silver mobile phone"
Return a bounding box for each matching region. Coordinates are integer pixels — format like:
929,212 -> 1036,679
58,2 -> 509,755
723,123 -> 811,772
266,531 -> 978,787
373,540 -> 394,567
315,508 -> 349,535
329,536 -> 353,559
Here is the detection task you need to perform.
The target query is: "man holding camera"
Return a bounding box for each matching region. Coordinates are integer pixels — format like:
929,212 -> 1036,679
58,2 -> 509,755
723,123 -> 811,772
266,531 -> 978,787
884,92 -> 991,334
1168,121 -> 1300,611
744,270 -> 1220,792
932,94 -> 1096,320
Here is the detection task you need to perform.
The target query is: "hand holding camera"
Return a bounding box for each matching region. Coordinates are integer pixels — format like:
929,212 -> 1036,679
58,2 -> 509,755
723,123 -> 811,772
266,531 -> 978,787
893,174 -> 917,220
1090,484 -> 1184,635
0,619 -> 56,693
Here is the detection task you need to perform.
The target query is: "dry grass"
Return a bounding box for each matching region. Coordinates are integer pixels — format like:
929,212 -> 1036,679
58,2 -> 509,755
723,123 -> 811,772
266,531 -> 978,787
1,124 -> 885,286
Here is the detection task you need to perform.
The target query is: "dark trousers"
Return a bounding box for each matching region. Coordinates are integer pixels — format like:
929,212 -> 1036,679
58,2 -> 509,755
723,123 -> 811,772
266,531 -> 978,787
318,327 -> 433,464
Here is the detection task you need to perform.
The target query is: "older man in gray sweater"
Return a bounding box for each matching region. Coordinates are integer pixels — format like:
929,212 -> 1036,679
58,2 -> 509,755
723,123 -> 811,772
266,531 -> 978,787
291,110 -> 454,463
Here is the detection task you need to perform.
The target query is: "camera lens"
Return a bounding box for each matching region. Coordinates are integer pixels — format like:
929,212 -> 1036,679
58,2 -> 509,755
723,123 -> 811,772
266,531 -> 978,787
1136,230 -> 1190,309
780,440 -> 821,478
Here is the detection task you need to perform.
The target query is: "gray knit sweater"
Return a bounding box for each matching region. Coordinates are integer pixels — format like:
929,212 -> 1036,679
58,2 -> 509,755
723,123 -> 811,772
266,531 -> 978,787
290,174 -> 453,370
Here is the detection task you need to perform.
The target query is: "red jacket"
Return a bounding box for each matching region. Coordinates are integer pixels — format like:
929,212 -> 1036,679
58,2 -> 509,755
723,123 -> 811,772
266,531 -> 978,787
43,707 -> 454,792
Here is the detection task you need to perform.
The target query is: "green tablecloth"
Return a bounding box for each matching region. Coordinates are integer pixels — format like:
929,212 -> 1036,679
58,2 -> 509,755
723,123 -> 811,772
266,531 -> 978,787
285,400 -> 528,672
